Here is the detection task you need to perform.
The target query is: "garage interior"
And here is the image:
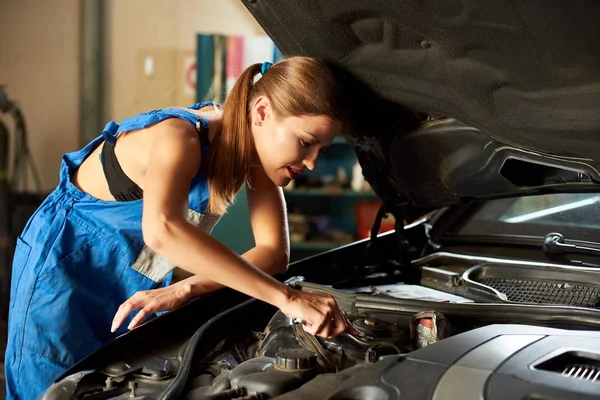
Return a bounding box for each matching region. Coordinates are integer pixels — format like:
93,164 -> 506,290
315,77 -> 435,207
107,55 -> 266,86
0,1 -> 387,396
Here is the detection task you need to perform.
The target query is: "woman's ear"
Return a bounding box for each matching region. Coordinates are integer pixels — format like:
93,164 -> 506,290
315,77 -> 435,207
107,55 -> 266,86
251,95 -> 271,126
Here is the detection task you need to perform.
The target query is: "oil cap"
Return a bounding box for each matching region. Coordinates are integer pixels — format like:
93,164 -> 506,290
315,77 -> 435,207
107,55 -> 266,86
275,348 -> 318,371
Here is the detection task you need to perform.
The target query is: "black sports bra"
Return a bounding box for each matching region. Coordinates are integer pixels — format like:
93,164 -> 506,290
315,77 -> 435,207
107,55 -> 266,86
101,124 -> 210,202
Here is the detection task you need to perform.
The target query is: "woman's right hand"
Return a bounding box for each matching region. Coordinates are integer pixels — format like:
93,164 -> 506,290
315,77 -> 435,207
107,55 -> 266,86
279,288 -> 348,338
111,281 -> 195,333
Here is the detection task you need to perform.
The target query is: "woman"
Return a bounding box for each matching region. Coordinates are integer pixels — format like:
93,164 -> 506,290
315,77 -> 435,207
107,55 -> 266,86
5,56 -> 352,399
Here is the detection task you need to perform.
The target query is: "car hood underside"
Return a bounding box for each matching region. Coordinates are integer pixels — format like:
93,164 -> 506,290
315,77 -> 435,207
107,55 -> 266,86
242,0 -> 600,209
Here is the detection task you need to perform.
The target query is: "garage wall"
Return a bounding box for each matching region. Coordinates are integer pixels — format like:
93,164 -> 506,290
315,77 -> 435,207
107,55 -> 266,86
0,1 -> 263,192
106,0 -> 265,122
0,0 -> 80,192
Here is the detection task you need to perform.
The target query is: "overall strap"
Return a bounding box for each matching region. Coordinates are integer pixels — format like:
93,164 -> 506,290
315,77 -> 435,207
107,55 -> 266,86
188,101 -> 219,110
99,103 -> 218,202
187,101 -> 221,145
101,121 -> 120,146
116,108 -> 202,135
102,102 -> 219,146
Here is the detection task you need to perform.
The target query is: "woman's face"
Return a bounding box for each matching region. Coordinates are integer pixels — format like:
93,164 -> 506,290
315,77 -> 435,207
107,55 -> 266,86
251,96 -> 342,187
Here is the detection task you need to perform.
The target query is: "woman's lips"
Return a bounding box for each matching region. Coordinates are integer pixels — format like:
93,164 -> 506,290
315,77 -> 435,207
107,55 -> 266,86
287,167 -> 303,179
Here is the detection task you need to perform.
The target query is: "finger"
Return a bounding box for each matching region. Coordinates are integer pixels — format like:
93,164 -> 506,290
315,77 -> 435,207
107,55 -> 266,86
128,307 -> 151,330
315,309 -> 332,337
334,314 -> 347,336
333,308 -> 347,333
111,296 -> 144,332
307,324 -> 323,337
324,300 -> 341,337
311,298 -> 337,338
327,301 -> 347,337
323,308 -> 346,338
329,313 -> 345,338
112,303 -> 135,333
302,315 -> 322,336
313,311 -> 336,338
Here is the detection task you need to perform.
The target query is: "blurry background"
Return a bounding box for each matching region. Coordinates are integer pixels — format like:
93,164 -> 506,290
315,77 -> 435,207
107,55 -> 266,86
0,1 -> 391,394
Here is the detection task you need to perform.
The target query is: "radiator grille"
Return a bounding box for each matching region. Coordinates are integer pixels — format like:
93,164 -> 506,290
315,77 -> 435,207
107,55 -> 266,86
476,278 -> 600,308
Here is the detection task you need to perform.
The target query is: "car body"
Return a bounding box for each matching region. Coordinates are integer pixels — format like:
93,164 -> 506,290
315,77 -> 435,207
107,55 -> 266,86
40,1 -> 600,399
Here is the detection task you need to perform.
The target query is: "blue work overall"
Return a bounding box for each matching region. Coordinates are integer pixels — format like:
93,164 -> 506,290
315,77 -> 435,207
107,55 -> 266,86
5,102 -> 221,400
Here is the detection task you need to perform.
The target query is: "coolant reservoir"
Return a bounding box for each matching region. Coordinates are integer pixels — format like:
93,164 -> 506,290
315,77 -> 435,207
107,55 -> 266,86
276,348 -> 318,371
223,352 -> 318,398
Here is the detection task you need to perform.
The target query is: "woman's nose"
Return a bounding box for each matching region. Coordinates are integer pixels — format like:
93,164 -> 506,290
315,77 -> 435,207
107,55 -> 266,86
303,152 -> 318,171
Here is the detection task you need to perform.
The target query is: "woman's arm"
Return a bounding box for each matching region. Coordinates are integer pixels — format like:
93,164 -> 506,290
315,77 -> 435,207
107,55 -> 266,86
175,165 -> 290,296
140,120 -> 289,307
241,165 -> 290,273
112,120 -> 346,337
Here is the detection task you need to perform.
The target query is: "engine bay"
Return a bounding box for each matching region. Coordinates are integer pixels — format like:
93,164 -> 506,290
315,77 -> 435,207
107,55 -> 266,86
186,308 -> 446,400
42,252 -> 600,400
180,253 -> 600,400
186,320 -> 600,400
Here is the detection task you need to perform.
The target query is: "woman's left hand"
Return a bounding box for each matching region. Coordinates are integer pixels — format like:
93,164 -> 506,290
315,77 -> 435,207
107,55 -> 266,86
111,281 -> 196,332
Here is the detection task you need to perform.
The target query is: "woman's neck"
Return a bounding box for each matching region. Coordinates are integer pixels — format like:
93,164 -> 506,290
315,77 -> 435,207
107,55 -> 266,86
186,107 -> 223,143
206,114 -> 222,144
195,106 -> 261,169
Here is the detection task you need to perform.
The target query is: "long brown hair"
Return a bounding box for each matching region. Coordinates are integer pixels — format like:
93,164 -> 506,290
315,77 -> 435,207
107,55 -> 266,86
204,56 -> 350,215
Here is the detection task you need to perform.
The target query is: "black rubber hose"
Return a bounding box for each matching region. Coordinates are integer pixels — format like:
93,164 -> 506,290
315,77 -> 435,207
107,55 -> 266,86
158,298 -> 256,400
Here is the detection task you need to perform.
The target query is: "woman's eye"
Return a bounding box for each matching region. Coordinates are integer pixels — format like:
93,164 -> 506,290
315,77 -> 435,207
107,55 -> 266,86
300,139 -> 310,148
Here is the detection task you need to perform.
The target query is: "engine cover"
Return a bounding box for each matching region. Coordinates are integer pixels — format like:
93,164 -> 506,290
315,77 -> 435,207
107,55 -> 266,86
322,324 -> 600,400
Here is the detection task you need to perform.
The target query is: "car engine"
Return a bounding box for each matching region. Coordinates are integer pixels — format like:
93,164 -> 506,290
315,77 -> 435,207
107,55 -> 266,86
184,306 -> 600,400
185,310 -> 416,399
185,309 -> 441,400
41,252 -> 600,400
182,252 -> 600,400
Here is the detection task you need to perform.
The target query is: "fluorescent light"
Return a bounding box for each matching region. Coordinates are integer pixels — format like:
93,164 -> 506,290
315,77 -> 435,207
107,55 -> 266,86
503,196 -> 600,224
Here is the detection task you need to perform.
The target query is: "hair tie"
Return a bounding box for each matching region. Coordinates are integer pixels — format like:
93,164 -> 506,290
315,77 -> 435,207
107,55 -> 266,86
260,61 -> 273,76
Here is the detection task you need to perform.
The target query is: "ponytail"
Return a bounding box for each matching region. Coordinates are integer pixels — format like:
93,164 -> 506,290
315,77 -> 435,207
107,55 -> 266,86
204,63 -> 261,215
205,56 -> 353,215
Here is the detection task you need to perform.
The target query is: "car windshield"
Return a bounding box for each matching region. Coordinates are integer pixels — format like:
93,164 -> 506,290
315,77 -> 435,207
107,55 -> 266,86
457,193 -> 600,244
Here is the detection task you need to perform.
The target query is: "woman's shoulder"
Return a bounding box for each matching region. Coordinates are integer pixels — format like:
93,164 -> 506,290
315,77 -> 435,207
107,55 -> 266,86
151,116 -> 199,138
166,102 -> 222,114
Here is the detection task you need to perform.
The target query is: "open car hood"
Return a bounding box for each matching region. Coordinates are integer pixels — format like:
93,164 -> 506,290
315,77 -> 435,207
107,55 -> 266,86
242,0 -> 600,210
